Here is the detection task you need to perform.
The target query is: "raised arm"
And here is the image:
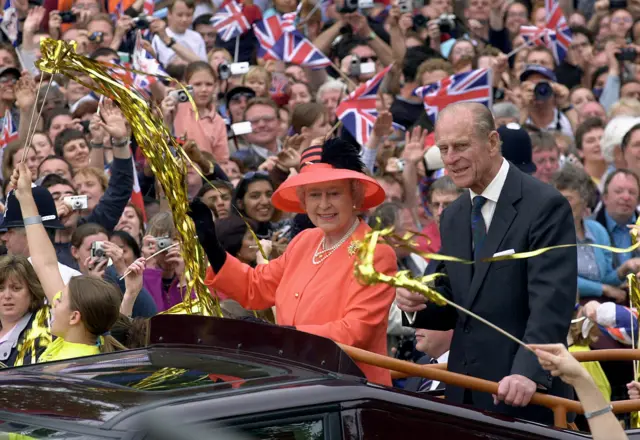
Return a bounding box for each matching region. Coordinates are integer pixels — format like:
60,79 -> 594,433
11,164 -> 64,303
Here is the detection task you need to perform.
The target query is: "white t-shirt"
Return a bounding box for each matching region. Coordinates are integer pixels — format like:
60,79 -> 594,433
152,28 -> 207,66
27,257 -> 81,285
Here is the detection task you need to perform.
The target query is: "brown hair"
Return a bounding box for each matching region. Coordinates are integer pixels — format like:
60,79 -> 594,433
169,0 -> 195,11
71,100 -> 99,120
111,315 -> 149,348
87,13 -> 114,30
0,255 -> 46,315
71,223 -> 109,249
416,59 -> 454,84
185,60 -> 218,83
244,97 -> 279,119
74,167 -> 108,192
3,141 -> 35,181
146,211 -> 176,239
67,276 -> 125,353
291,102 -> 325,134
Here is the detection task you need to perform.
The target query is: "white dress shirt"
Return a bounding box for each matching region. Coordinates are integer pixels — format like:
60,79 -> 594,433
469,158 -> 510,233
428,351 -> 449,391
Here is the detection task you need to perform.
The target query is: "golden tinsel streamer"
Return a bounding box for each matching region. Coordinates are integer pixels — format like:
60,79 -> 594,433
37,38 -> 220,317
13,307 -> 52,366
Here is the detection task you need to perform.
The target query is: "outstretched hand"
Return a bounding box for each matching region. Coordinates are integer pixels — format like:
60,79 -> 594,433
10,163 -> 33,203
530,343 -> 590,387
98,99 -> 128,140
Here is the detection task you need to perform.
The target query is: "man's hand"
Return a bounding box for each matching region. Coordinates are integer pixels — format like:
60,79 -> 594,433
493,374 -> 537,407
396,287 -> 427,312
628,381 -> 640,400
98,99 -> 128,140
48,10 -> 62,39
373,110 -> 393,138
23,6 -> 46,37
551,82 -> 570,109
14,72 -> 36,111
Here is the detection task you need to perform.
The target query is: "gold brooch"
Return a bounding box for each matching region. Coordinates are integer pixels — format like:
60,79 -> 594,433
347,241 -> 361,257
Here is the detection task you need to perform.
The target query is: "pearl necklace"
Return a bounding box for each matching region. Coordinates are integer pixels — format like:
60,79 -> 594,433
312,219 -> 360,265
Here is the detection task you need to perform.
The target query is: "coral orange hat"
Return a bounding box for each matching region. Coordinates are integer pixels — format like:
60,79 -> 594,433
271,163 -> 386,214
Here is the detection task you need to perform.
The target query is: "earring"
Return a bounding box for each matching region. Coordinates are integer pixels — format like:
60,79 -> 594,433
353,205 -> 357,209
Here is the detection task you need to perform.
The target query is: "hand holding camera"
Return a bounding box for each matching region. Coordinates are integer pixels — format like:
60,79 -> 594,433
161,93 -> 178,125
63,195 -> 88,211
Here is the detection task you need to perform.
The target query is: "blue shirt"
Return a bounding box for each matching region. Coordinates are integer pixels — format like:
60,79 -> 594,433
604,211 -> 635,265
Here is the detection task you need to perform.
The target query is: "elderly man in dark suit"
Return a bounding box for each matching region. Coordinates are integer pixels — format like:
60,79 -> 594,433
397,102 -> 577,424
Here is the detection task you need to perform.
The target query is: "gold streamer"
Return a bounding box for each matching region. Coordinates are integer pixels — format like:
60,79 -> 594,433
37,38 -> 220,317
14,307 -> 52,366
354,228 -> 531,350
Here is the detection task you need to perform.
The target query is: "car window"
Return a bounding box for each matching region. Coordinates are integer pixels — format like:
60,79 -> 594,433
0,421 -> 107,439
242,419 -> 324,440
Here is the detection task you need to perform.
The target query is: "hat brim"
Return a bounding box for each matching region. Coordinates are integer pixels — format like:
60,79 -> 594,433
272,164 -> 386,214
0,219 -> 65,231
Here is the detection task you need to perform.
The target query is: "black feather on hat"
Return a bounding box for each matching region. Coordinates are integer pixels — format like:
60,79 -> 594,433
300,138 -> 364,172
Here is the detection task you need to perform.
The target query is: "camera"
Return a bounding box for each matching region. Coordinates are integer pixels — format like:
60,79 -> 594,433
398,0 -> 412,14
412,14 -> 427,28
493,88 -> 505,101
91,241 -> 106,260
133,16 -> 150,29
63,195 -> 88,210
89,32 -> 104,44
340,0 -> 373,13
168,85 -> 194,103
79,120 -> 90,133
155,237 -> 174,250
534,81 -> 553,101
437,13 -> 456,34
616,47 -> 637,62
218,62 -> 250,81
349,54 -> 376,77
59,11 -> 76,23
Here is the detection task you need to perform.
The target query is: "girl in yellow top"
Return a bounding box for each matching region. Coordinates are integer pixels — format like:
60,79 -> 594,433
11,101 -> 133,363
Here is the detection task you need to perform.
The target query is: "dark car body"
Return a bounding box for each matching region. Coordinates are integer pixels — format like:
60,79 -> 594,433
0,315 -> 636,440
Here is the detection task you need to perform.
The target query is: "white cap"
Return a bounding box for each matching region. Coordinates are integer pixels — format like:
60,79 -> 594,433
602,116 -> 640,164
423,145 -> 444,171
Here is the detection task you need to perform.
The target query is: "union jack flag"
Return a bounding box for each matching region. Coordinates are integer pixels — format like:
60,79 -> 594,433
0,109 -> 18,149
414,68 -> 492,124
133,30 -> 166,79
253,14 -> 330,69
143,0 -> 154,15
210,0 -> 250,42
519,0 -> 571,64
336,65 -> 402,146
0,0 -> 17,46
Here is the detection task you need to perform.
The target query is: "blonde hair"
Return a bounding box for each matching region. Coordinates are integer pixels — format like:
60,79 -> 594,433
609,97 -> 640,118
242,66 -> 272,96
74,167 -> 108,192
146,211 -> 176,239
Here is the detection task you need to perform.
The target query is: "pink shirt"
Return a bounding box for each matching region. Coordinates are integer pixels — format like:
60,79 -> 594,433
174,102 -> 230,163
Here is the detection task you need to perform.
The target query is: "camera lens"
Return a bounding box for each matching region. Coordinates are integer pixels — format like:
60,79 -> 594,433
534,81 -> 553,101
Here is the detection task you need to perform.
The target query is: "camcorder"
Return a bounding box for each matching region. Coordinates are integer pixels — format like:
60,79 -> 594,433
218,62 -> 250,81
349,54 -> 376,77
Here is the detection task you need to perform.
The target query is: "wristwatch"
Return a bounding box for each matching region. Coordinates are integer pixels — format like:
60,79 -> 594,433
165,37 -> 176,48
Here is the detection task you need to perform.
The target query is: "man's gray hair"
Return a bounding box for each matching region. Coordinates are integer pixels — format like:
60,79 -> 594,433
493,102 -> 521,122
316,79 -> 347,102
438,102 -> 496,138
428,176 -> 463,202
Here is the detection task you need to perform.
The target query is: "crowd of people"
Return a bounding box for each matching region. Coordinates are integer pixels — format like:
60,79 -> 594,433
0,0 -> 639,434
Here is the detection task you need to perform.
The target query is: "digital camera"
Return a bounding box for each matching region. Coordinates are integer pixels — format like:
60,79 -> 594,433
63,195 -> 88,211
155,237 -> 174,251
91,241 -> 106,259
534,81 -> 553,101
437,13 -> 456,34
168,86 -> 194,103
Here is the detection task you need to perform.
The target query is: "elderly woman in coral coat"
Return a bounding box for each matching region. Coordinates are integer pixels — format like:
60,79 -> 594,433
189,139 -> 397,386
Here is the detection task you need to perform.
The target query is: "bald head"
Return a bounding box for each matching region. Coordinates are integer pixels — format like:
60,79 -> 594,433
435,102 -> 503,193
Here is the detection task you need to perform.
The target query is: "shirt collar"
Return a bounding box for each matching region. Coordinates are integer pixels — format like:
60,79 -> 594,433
437,351 -> 449,364
469,158 -> 510,204
604,210 -> 634,231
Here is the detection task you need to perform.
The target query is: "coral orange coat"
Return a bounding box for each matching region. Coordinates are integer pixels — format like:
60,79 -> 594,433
205,221 -> 397,386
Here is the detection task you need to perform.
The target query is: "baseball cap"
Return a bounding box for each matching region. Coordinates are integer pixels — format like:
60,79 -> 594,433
498,123 -> 536,174
0,67 -> 20,79
225,86 -> 256,108
519,64 -> 557,83
0,186 -> 64,231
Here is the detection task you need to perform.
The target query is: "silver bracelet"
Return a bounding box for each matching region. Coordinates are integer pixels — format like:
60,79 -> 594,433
584,404 -> 612,419
23,216 -> 42,226
111,137 -> 130,148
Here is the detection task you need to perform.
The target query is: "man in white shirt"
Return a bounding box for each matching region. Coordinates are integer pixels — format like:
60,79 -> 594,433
404,329 -> 452,393
151,0 -> 207,66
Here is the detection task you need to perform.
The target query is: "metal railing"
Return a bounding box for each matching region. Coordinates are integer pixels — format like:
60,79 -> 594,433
337,344 -> 640,429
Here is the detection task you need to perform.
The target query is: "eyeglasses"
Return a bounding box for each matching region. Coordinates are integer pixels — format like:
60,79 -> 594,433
360,56 -> 378,63
612,17 -> 633,24
247,115 -> 277,124
243,170 -> 269,180
230,92 -> 254,102
0,76 -> 17,85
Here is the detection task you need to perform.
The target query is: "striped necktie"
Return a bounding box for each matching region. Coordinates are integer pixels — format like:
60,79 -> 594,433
417,358 -> 439,392
471,196 -> 488,260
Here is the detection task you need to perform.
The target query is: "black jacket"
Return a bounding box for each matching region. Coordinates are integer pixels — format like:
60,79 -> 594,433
405,165 -> 576,424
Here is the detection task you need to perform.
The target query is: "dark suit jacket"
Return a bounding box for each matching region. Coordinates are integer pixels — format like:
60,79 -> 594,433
404,164 -> 577,424
404,355 -> 446,393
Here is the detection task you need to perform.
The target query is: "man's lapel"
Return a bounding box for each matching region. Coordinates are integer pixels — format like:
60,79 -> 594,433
463,166 -> 523,312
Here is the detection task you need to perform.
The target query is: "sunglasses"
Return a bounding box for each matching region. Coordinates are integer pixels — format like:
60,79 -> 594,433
243,170 -> 269,180
230,92 -> 255,102
360,56 -> 378,63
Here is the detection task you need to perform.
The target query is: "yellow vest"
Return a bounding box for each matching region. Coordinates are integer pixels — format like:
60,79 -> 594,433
569,345 -> 611,401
